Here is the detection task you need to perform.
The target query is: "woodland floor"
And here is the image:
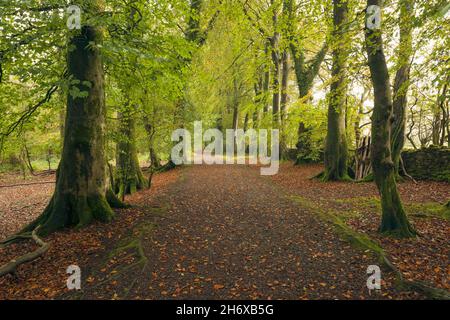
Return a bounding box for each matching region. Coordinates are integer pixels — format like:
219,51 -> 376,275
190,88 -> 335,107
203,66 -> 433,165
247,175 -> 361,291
0,163 -> 448,300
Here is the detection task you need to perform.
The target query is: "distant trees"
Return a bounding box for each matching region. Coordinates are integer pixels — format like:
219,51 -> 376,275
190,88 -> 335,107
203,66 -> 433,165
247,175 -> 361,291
1,0 -> 448,238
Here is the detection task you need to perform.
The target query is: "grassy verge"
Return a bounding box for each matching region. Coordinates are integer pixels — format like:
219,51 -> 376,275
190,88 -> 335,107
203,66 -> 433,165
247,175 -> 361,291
289,195 -> 450,300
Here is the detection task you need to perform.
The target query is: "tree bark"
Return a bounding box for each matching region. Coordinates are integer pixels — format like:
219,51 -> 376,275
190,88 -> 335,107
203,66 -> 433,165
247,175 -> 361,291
24,20 -> 121,235
323,0 -> 350,181
115,109 -> 147,199
270,0 -> 281,125
143,117 -> 161,169
365,0 -> 416,237
391,0 -> 414,175
280,50 -> 290,122
438,82 -> 449,146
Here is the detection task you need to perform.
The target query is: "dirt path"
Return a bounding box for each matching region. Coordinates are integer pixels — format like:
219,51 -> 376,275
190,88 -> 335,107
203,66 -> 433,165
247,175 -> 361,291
77,165 -> 417,300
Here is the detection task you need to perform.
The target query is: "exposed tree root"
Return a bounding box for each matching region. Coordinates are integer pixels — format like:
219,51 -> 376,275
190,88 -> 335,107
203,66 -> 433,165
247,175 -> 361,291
106,189 -> 129,209
0,232 -> 33,248
0,226 -> 50,277
73,222 -> 155,299
310,170 -> 353,182
155,160 -> 177,173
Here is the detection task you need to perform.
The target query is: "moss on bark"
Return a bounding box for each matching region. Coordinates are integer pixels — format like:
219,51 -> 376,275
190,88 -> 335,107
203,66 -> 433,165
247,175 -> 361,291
365,0 -> 416,238
24,19 -> 115,236
115,110 -> 147,199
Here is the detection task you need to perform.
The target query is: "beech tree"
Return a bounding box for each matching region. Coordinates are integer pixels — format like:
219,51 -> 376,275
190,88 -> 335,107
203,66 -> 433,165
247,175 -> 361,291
391,0 -> 414,176
26,2 -> 119,235
365,0 -> 416,237
115,108 -> 147,199
323,0 -> 350,181
1,0 -> 448,241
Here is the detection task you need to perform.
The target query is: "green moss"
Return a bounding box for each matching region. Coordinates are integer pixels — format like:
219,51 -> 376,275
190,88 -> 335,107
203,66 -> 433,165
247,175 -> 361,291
289,195 -> 386,263
287,194 -> 450,298
87,194 -> 115,223
108,223 -> 155,262
334,195 -> 448,221
443,201 -> 450,219
106,189 -> 128,208
404,202 -> 450,220
335,196 -> 381,210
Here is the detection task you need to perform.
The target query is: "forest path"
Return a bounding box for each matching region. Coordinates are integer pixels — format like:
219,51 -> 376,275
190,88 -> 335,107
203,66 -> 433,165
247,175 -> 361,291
81,165 -> 401,299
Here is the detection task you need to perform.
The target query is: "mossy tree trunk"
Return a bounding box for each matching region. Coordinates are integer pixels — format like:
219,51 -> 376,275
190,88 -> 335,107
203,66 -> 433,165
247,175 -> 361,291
115,109 -> 147,199
143,117 -> 161,169
25,21 -> 119,236
365,0 -> 416,238
263,41 -> 271,114
323,0 -> 350,181
270,0 -> 281,126
280,50 -> 290,158
391,0 -> 414,176
280,50 -> 289,123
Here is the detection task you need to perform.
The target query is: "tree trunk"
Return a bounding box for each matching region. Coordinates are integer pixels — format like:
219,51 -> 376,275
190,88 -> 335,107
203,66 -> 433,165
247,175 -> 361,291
270,0 -> 281,125
243,112 -> 249,131
22,143 -> 35,175
143,117 -> 161,169
432,104 -> 441,145
115,109 -> 147,199
25,22 -> 120,236
280,50 -> 290,123
365,0 -> 416,237
355,90 -> 368,150
438,82 -> 448,146
291,43 -> 327,164
445,83 -> 450,146
323,0 -> 350,181
271,47 -> 281,125
279,50 -> 290,159
391,0 -> 414,176
263,41 -> 271,114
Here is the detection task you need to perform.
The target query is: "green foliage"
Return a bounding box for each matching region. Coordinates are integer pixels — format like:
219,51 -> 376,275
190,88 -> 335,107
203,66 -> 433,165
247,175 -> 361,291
0,0 -> 448,174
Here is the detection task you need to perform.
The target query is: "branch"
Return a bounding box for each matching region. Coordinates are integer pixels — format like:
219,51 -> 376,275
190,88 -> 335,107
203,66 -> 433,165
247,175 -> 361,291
198,1 -> 223,46
242,0 -> 269,37
305,42 -> 328,86
0,85 -> 58,138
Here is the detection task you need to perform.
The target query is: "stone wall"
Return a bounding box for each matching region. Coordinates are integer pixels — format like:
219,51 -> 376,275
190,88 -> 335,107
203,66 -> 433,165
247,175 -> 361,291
402,146 -> 450,182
